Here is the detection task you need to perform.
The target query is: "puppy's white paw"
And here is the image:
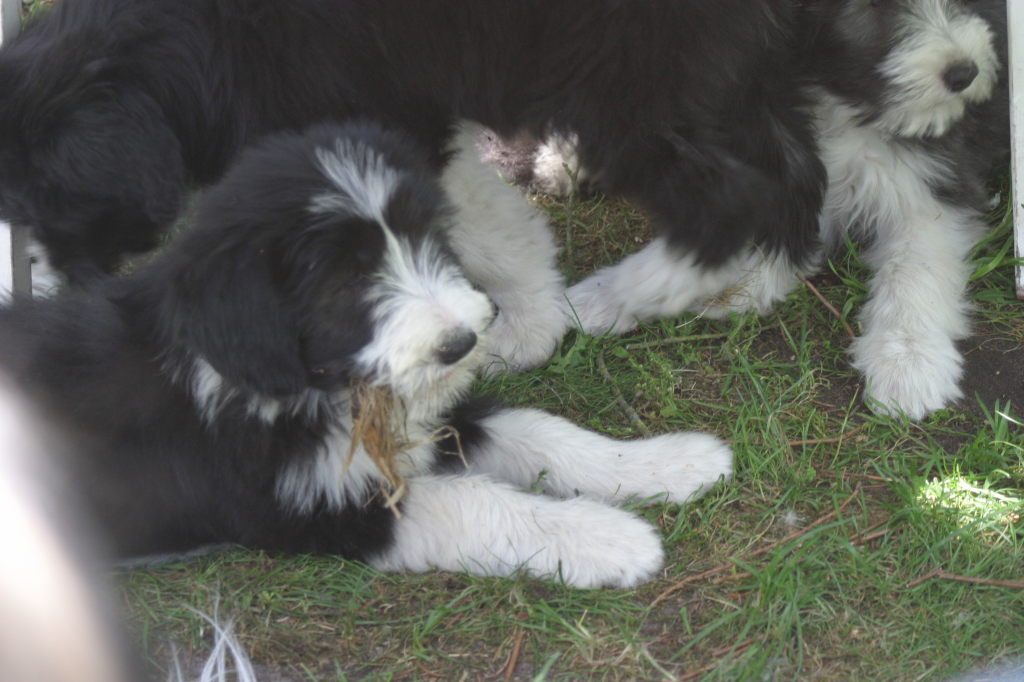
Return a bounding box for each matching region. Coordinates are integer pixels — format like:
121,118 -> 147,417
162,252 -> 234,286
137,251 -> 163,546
482,298 -> 571,374
611,432 -> 733,505
527,499 -> 664,588
851,331 -> 964,420
375,475 -> 664,589
566,274 -> 637,336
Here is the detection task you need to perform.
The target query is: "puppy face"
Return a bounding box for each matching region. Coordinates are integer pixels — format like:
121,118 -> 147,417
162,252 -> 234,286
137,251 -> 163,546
158,123 -> 493,419
808,0 -> 1003,137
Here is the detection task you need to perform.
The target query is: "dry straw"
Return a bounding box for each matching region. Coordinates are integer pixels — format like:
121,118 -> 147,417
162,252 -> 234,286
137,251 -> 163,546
342,381 -> 464,516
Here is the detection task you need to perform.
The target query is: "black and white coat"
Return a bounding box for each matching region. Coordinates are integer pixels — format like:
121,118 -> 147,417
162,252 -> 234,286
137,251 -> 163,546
0,0 -> 824,370
533,0 -> 1010,420
0,123 -> 732,588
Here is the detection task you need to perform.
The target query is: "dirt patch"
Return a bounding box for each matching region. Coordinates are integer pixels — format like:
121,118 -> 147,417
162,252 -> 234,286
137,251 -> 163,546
959,333 -> 1024,416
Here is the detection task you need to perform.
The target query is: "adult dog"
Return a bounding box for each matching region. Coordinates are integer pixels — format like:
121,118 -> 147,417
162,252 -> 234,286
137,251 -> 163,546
528,0 -> 1010,420
0,0 -> 824,370
0,122 -> 732,588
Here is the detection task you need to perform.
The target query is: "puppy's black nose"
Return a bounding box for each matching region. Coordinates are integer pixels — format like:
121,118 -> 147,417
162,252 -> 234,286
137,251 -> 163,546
436,328 -> 478,365
942,61 -> 979,93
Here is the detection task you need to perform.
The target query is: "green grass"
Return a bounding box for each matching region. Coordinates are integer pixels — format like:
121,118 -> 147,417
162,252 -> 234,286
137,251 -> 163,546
120,191 -> 1024,681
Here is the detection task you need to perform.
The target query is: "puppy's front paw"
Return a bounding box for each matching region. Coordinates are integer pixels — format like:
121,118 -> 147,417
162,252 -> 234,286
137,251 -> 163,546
566,275 -> 637,336
481,299 -> 570,374
535,500 -> 664,588
613,432 -> 733,505
851,331 -> 964,420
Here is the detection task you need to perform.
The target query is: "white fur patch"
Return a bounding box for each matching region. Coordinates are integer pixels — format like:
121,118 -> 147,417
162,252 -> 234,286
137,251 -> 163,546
369,474 -> 665,588
815,91 -> 986,418
443,122 -> 569,372
697,247 -> 815,319
311,139 -> 402,224
463,408 -> 732,505
877,0 -> 999,137
566,238 -> 771,335
184,357 -> 329,425
355,229 -> 495,415
274,417 -> 439,515
531,133 -> 586,197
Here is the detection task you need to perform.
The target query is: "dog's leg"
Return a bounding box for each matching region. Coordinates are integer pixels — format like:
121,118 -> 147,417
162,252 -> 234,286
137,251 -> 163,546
566,237 -> 762,335
443,123 -> 570,373
850,206 -> 983,419
696,248 -> 816,319
369,474 -> 664,588
460,407 -> 732,505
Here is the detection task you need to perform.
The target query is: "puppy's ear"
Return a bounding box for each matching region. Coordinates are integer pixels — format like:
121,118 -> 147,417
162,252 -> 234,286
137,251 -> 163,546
167,244 -> 309,398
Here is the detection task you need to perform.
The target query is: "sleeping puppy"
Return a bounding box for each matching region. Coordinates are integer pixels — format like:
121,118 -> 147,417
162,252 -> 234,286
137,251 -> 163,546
0,122 -> 732,588
0,0 -> 823,370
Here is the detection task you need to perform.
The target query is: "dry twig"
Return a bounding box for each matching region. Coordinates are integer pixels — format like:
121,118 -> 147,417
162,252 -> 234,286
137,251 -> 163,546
624,332 -> 732,351
503,629 -> 527,681
798,273 -> 855,338
906,569 -> 1024,590
676,635 -> 766,681
596,352 -> 652,437
787,422 -> 867,447
652,486 -> 863,606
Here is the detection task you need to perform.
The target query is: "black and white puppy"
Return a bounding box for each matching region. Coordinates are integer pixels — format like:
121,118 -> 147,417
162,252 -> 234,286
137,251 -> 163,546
0,122 -> 732,588
533,0 -> 1009,420
0,0 -> 824,370
705,0 -> 1010,419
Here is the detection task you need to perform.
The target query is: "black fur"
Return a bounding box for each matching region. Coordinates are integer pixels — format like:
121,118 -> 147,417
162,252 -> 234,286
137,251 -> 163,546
0,121 -> 497,559
0,0 -> 825,283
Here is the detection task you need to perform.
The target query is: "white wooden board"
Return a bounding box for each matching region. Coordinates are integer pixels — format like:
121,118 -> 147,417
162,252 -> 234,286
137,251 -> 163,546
0,0 -> 31,299
1011,0 -> 1024,298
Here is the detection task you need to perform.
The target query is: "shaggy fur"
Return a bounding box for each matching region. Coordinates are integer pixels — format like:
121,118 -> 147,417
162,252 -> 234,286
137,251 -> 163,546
799,0 -> 1009,419
0,0 -> 824,369
529,0 -> 1010,420
0,122 -> 732,588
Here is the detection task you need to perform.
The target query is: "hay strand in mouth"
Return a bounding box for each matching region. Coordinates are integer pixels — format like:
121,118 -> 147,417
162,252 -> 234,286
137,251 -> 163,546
343,382 -> 410,516
341,382 -> 467,517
